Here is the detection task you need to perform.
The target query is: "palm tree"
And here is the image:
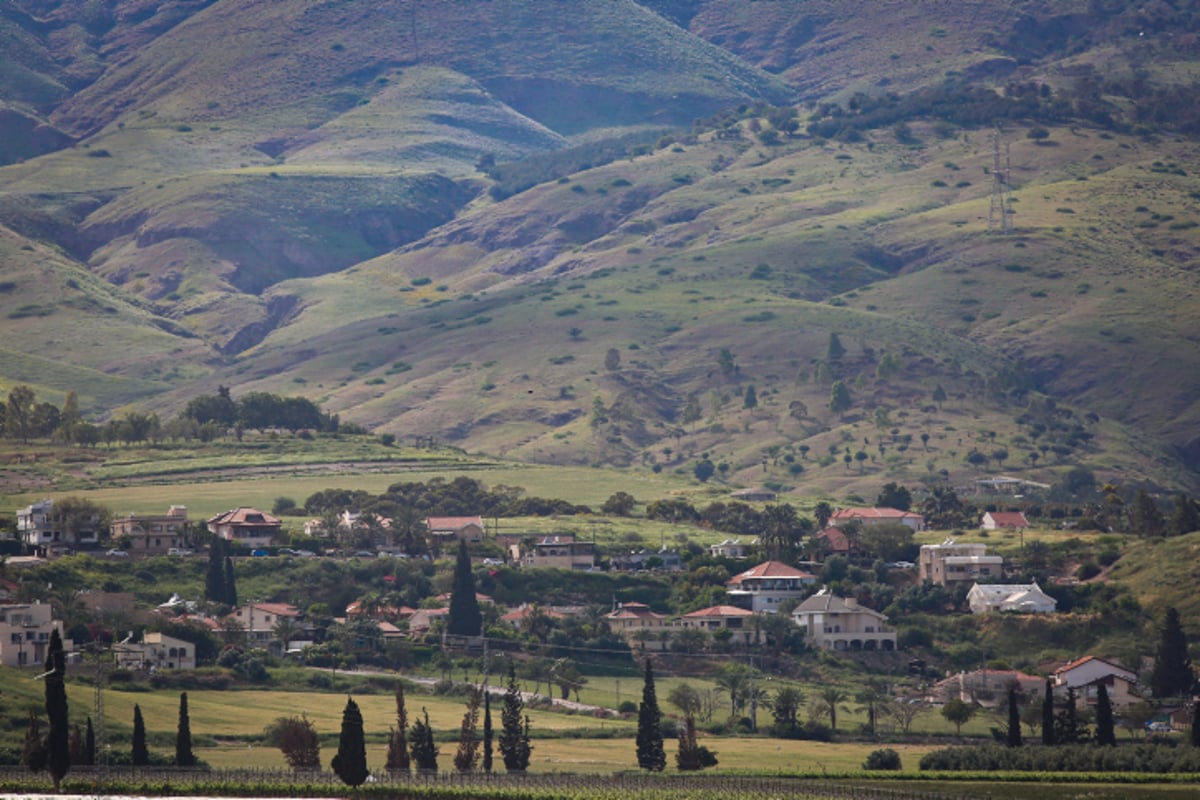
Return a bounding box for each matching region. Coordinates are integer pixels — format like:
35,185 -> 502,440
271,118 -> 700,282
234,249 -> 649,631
819,687 -> 850,730
714,664 -> 752,719
274,616 -> 300,656
854,681 -> 891,735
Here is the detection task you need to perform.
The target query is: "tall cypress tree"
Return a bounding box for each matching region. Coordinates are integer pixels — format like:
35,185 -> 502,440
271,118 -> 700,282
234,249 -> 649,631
43,628 -> 69,791
386,681 -> 410,773
223,555 -> 238,608
1041,679 -> 1056,746
447,539 -> 482,637
636,658 -> 666,772
482,690 -> 494,774
1006,686 -> 1022,747
331,696 -> 368,787
205,539 -> 226,603
176,692 -> 196,766
132,704 -> 149,766
1095,684 -> 1116,746
1150,607 -> 1193,698
499,664 -> 531,772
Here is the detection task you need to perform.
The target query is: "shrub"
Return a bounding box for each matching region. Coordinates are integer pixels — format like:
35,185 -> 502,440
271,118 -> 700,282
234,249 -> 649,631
864,748 -> 902,770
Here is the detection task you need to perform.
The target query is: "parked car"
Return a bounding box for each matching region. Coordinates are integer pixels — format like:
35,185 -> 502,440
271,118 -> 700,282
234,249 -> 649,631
1147,721 -> 1172,733
887,561 -> 915,569
250,549 -> 270,557
167,547 -> 193,557
105,549 -> 129,558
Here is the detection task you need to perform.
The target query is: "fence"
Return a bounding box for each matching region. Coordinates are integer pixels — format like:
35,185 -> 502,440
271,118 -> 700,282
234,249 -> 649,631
0,765 -> 976,800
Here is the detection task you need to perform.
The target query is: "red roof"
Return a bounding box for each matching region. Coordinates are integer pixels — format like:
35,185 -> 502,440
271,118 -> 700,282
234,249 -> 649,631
207,507 -> 280,526
682,605 -> 754,618
1052,655 -> 1134,677
607,602 -> 666,620
985,511 -> 1030,527
727,560 -> 816,584
831,507 -> 922,521
815,527 -> 855,551
501,605 -> 567,622
238,602 -> 301,618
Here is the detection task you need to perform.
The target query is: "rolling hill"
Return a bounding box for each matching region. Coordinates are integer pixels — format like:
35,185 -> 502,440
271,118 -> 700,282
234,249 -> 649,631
1,0 -> 1198,495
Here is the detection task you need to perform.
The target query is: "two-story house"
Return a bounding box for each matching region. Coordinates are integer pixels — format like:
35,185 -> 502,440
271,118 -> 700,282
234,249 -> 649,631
111,505 -> 190,556
114,632 -> 196,671
225,602 -> 309,656
725,561 -> 817,613
426,516 -> 484,549
830,507 -> 925,531
791,590 -> 896,651
207,507 -> 281,548
1052,656 -> 1143,710
677,605 -> 760,646
0,602 -> 71,667
521,537 -> 596,570
17,498 -> 102,555
918,538 -> 1004,586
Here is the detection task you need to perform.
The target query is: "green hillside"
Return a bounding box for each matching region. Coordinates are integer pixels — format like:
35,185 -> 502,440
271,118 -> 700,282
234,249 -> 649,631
0,0 -> 1198,494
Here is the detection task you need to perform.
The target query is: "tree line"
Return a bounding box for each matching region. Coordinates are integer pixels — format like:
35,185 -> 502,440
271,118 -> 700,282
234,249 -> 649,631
1,384 -> 338,448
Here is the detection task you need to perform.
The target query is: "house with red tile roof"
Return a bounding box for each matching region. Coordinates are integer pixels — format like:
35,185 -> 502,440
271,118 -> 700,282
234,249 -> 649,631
606,602 -> 671,650
426,516 -> 484,546
678,605 -> 760,645
225,602 -> 310,655
725,560 -> 817,613
981,511 -> 1030,530
830,507 -> 925,531
1052,656 -> 1142,710
811,527 -> 860,561
207,507 -> 281,547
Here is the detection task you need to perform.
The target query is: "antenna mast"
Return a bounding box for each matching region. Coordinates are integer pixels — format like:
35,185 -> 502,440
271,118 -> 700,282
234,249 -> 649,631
988,127 -> 1014,234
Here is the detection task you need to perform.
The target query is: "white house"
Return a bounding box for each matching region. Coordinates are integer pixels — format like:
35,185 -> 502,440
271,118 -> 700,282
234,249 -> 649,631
17,498 -> 102,554
114,632 -> 196,671
725,561 -> 817,613
708,538 -> 753,559
1052,656 -> 1143,710
0,602 -> 71,667
967,582 -> 1057,614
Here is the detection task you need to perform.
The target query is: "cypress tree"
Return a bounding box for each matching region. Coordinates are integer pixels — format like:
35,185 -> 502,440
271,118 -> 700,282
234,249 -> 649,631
223,555 -> 238,608
447,539 -> 482,637
482,691 -> 494,774
44,628 -> 70,790
409,709 -> 438,773
1150,607 -> 1193,698
1006,686 -> 1022,747
1041,679 -> 1056,746
331,696 -> 368,787
386,681 -> 410,773
452,689 -> 481,772
132,704 -> 149,766
205,539 -> 226,603
636,658 -> 666,771
176,692 -> 196,766
499,664 -> 531,772
1095,684 -> 1116,746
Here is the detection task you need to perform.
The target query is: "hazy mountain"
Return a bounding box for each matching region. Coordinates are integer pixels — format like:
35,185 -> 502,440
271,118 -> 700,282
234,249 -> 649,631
2,0 -> 1198,493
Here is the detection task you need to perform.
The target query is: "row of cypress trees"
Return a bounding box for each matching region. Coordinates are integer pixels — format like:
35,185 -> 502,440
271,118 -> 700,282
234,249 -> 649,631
22,630 -> 196,790
331,667 -> 533,787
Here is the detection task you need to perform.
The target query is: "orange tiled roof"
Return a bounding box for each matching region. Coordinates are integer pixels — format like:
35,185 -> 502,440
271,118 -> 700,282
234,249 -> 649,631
727,561 -> 816,584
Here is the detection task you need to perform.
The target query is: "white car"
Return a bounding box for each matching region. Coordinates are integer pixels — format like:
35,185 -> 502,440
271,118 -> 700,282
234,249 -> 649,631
105,549 -> 129,558
167,547 -> 193,557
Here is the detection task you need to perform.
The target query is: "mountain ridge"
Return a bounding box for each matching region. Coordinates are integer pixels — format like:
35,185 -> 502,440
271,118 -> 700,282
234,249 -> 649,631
1,0 -> 1198,494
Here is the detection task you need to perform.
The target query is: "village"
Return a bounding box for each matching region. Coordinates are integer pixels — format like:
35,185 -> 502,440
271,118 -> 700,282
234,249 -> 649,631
4,481 -> 1193,742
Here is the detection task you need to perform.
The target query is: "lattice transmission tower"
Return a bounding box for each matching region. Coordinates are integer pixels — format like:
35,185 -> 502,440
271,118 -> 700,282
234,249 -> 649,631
988,127 -> 1014,234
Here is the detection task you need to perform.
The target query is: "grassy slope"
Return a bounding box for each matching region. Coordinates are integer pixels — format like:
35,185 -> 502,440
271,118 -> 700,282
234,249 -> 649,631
0,0 -> 1196,495
208,119 -> 1199,493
